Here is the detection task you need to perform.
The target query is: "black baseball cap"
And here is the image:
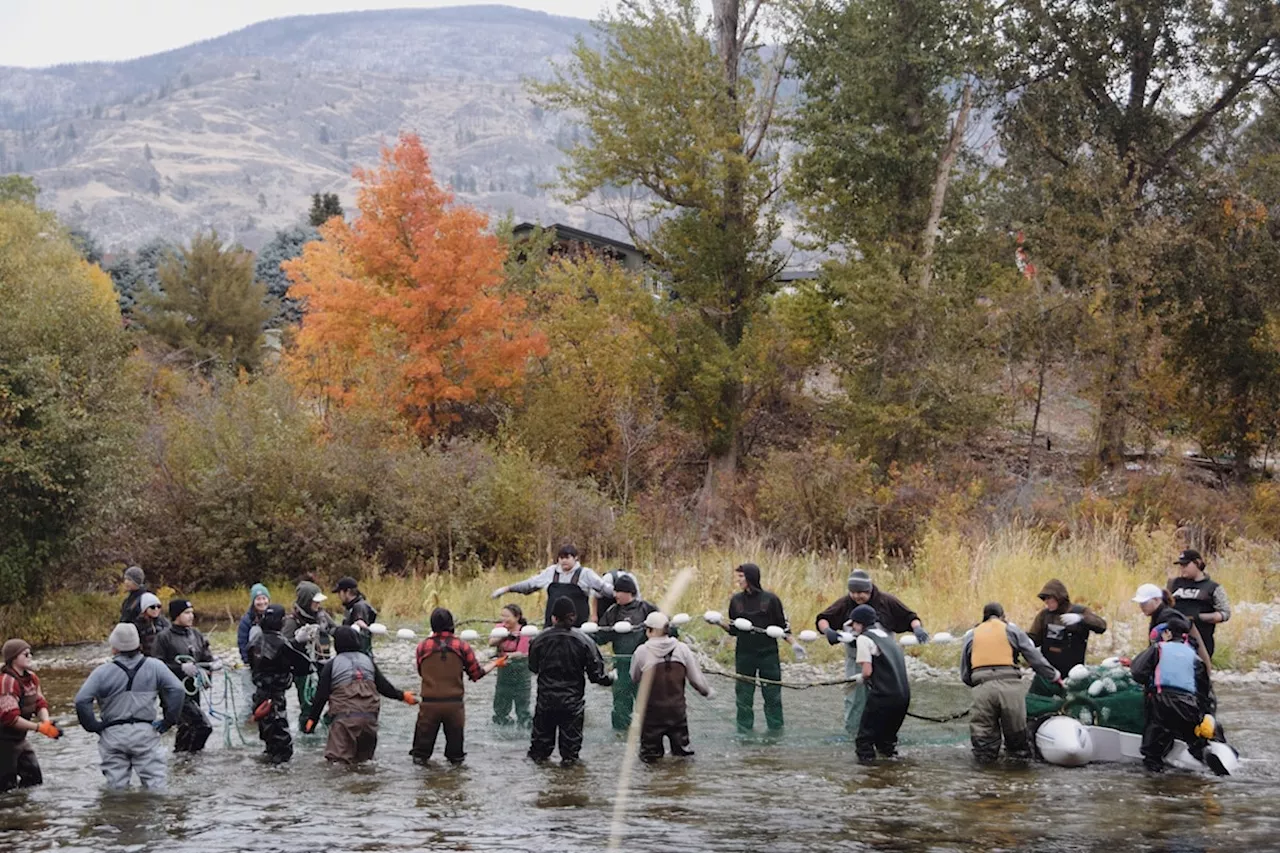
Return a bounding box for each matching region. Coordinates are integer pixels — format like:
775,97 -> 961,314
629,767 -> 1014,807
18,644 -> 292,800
332,577 -> 359,592
1174,550 -> 1203,566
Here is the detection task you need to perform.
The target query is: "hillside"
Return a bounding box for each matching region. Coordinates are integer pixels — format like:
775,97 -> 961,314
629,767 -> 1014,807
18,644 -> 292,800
0,6 -> 608,250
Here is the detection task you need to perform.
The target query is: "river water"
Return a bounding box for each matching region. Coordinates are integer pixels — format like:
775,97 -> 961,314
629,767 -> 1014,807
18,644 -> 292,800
3,644 -> 1278,852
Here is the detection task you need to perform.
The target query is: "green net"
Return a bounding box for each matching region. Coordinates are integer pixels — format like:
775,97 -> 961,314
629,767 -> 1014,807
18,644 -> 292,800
1025,664 -> 1146,734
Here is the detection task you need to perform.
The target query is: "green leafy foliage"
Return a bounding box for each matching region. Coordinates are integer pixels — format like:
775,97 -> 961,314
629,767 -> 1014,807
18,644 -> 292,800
0,201 -> 135,603
138,232 -> 275,372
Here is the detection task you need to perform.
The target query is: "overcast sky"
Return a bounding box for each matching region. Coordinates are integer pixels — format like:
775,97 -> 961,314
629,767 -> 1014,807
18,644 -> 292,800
1,0 -> 611,68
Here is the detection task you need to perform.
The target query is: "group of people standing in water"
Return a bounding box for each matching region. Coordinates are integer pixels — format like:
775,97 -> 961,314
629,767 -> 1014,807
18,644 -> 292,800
0,546 -> 1234,791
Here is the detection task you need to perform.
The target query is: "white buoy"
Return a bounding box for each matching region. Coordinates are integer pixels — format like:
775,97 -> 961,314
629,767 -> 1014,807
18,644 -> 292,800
703,610 -> 723,624
1101,656 -> 1120,668
520,624 -> 539,637
396,628 -> 416,640
1067,664 -> 1091,683
489,626 -> 510,640
797,630 -> 818,643
1036,716 -> 1093,767
765,625 -> 785,639
459,629 -> 479,642
368,623 -> 388,636
733,617 -> 754,632
613,620 -> 633,634
580,621 -> 599,635
671,613 -> 691,626
1087,679 -> 1105,697
899,634 -> 919,646
932,632 -> 955,644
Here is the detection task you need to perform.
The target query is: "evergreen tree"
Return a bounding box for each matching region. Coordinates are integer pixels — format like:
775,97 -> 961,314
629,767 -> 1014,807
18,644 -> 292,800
308,192 -> 344,227
254,225 -> 317,326
139,232 -> 275,371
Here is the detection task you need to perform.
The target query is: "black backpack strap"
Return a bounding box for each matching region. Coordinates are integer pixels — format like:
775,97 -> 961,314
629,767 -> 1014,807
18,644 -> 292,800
570,568 -> 582,586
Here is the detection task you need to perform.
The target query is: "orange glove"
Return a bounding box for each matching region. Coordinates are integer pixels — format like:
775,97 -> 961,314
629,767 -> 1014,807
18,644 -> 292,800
37,720 -> 62,739
402,691 -> 419,706
303,719 -> 316,734
493,655 -> 509,669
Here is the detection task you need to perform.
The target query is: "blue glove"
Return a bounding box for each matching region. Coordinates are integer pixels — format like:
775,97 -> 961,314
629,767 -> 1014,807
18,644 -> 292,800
824,627 -> 842,645
151,720 -> 169,734
913,626 -> 929,645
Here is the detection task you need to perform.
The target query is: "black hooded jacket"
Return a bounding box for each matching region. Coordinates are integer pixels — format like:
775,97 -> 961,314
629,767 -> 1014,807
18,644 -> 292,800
728,565 -> 788,655
527,624 -> 611,714
249,606 -> 298,694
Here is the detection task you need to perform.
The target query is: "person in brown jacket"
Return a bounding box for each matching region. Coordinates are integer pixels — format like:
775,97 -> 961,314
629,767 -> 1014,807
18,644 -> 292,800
303,626 -> 415,764
629,612 -> 713,762
1027,579 -> 1108,679
410,608 -> 504,765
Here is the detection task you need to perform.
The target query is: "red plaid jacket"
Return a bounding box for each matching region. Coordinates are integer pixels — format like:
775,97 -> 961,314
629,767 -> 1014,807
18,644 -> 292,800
414,633 -> 485,682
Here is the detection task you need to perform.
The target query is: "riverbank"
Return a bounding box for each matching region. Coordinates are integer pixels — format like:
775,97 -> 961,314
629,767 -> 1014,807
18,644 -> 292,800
6,530 -> 1279,671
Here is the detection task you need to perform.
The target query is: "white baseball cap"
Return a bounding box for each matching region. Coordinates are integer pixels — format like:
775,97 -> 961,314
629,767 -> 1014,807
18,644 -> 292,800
1131,583 -> 1164,604
643,611 -> 669,631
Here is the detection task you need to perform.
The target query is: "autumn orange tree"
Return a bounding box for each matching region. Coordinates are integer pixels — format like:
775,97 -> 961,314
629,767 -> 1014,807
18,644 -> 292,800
284,134 -> 545,437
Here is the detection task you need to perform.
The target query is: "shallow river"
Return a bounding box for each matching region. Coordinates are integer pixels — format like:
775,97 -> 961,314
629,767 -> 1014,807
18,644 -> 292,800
3,649 -> 1278,852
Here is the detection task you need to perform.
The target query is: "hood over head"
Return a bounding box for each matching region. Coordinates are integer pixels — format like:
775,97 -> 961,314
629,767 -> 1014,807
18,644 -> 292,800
334,626 -> 361,653
1038,579 -> 1071,607
737,563 -> 762,591
295,581 -> 325,611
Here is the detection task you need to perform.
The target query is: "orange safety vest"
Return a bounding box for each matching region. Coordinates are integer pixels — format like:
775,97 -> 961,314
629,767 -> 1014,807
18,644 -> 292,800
970,619 -> 1014,669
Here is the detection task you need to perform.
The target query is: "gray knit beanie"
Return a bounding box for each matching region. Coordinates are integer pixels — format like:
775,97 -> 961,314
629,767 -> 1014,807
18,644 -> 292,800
108,623 -> 140,652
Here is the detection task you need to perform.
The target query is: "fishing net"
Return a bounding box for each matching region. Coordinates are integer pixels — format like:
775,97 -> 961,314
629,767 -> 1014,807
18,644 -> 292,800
1025,663 -> 1146,734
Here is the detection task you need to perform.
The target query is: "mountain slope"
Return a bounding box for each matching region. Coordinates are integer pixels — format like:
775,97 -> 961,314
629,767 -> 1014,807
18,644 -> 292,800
0,7 -> 604,250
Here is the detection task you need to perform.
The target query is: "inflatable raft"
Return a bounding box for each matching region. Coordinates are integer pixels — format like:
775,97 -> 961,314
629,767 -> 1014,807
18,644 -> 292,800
1035,714 -> 1239,775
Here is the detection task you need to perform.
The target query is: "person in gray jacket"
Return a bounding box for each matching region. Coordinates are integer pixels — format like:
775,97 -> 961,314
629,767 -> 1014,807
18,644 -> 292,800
960,603 -> 1061,762
74,623 -> 185,790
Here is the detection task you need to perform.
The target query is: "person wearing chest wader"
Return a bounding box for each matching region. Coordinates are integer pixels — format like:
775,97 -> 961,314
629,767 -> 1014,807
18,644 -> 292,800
629,611 -> 712,762
134,593 -> 170,658
1167,550 -> 1231,660
719,563 -> 804,734
151,599 -> 217,753
1129,613 -> 1225,774
119,565 -> 148,625
1133,584 -> 1213,672
847,604 -> 911,764
334,577 -> 379,656
593,569 -> 636,623
491,604 -> 533,727
594,574 -> 659,731
818,569 -> 925,733
0,640 -> 61,792
960,603 -> 1061,762
304,627 -> 417,764
527,596 -> 615,767
281,581 -> 338,731
816,569 -> 930,644
410,609 -> 502,765
1027,579 -> 1108,680
74,623 -> 185,790
237,583 -> 271,665
491,544 -> 614,628
247,605 -> 295,764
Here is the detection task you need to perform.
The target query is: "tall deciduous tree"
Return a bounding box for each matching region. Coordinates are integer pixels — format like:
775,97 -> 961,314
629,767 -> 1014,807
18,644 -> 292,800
0,201 -> 135,603
997,0 -> 1280,467
139,232 -> 274,372
532,0 -> 788,525
284,134 -> 545,438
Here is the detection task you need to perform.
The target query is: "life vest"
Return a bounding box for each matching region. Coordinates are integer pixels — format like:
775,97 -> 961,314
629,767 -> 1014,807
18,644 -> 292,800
1169,576 -> 1219,653
544,568 -> 590,628
862,627 -> 910,701
1154,641 -> 1197,694
970,619 -> 1015,669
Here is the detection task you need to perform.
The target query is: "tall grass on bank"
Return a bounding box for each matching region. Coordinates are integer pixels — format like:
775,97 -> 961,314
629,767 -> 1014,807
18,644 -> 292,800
7,523 -> 1279,669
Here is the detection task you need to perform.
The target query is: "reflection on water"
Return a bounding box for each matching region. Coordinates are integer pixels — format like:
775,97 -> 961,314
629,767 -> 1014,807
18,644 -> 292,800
3,663 -> 1280,851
